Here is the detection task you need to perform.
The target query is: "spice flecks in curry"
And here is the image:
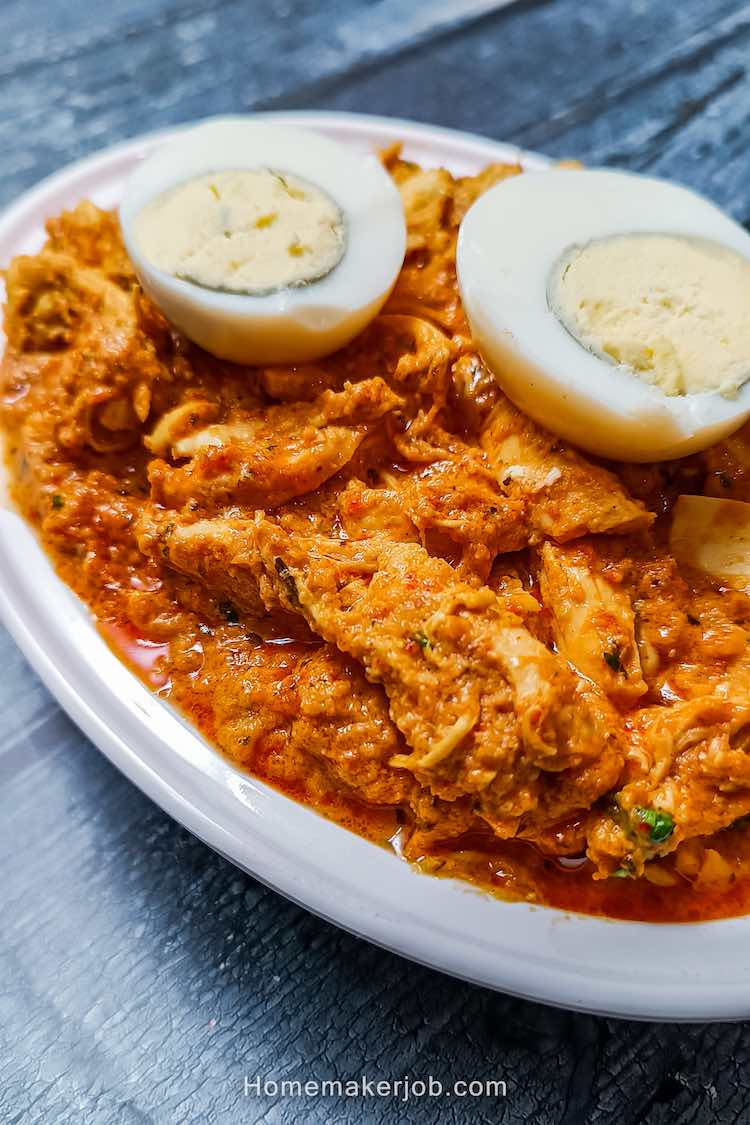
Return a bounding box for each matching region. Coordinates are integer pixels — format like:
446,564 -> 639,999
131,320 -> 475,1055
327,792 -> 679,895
4,158 -> 750,922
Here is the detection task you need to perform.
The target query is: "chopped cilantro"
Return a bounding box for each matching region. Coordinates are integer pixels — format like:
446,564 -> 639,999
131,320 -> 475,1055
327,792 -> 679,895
633,806 -> 674,844
412,630 -> 430,650
51,493 -> 64,510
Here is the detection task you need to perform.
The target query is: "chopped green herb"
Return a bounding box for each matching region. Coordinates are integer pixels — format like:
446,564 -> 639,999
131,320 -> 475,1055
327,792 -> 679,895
611,865 -> 634,879
51,493 -> 64,510
633,806 -> 674,844
603,645 -> 624,674
219,600 -> 239,624
412,630 -> 430,650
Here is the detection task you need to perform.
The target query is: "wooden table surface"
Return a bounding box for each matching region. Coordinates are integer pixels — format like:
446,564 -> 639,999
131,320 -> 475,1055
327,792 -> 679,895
2,2 -> 750,1122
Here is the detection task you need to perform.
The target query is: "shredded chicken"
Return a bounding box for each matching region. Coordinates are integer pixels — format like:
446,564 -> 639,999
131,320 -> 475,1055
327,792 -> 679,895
481,396 -> 653,542
148,377 -> 402,511
588,699 -> 750,877
539,540 -> 647,707
253,522 -> 620,835
5,159 -> 750,920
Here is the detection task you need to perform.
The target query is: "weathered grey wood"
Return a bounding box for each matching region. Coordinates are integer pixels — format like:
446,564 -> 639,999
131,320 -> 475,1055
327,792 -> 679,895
2,1 -> 750,1122
0,0 -> 512,206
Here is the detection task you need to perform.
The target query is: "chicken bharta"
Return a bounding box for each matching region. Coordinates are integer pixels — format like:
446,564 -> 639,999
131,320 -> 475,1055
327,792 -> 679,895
5,149 -> 750,922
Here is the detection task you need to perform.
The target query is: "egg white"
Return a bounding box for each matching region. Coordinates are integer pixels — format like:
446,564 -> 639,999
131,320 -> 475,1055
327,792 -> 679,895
120,117 -> 406,365
457,169 -> 750,462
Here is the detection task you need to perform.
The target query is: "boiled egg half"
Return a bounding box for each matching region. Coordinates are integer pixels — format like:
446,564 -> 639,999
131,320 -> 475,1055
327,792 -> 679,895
457,169 -> 750,461
120,117 -> 406,365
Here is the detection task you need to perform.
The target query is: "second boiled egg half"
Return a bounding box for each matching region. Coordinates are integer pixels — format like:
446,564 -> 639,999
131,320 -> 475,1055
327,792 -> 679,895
457,169 -> 750,461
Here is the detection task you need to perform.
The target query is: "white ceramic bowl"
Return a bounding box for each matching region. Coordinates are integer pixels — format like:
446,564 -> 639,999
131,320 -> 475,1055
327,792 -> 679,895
119,116 -> 406,364
1,112 -> 749,1021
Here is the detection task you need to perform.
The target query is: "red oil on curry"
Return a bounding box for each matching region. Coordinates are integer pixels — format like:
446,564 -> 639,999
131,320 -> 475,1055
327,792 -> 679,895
98,619 -> 750,923
99,620 -> 171,688
6,180 -> 750,926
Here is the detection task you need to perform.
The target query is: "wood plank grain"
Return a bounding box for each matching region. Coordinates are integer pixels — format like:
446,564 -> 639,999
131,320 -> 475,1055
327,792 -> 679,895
0,0 -> 514,209
0,634 -> 61,769
303,0 -> 750,213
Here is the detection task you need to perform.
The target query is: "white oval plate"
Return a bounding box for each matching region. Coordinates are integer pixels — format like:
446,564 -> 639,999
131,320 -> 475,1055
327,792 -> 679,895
0,111 -> 746,1022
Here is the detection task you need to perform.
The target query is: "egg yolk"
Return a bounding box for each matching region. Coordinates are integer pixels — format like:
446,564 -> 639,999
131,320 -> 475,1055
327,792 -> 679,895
134,168 -> 346,295
549,234 -> 750,397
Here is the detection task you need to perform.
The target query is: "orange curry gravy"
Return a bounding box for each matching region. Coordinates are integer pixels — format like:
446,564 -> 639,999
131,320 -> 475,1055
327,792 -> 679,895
6,156 -> 750,923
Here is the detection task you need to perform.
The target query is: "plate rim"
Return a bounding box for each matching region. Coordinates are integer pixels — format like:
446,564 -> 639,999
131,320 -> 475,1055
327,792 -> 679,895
1,110 -> 748,1023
